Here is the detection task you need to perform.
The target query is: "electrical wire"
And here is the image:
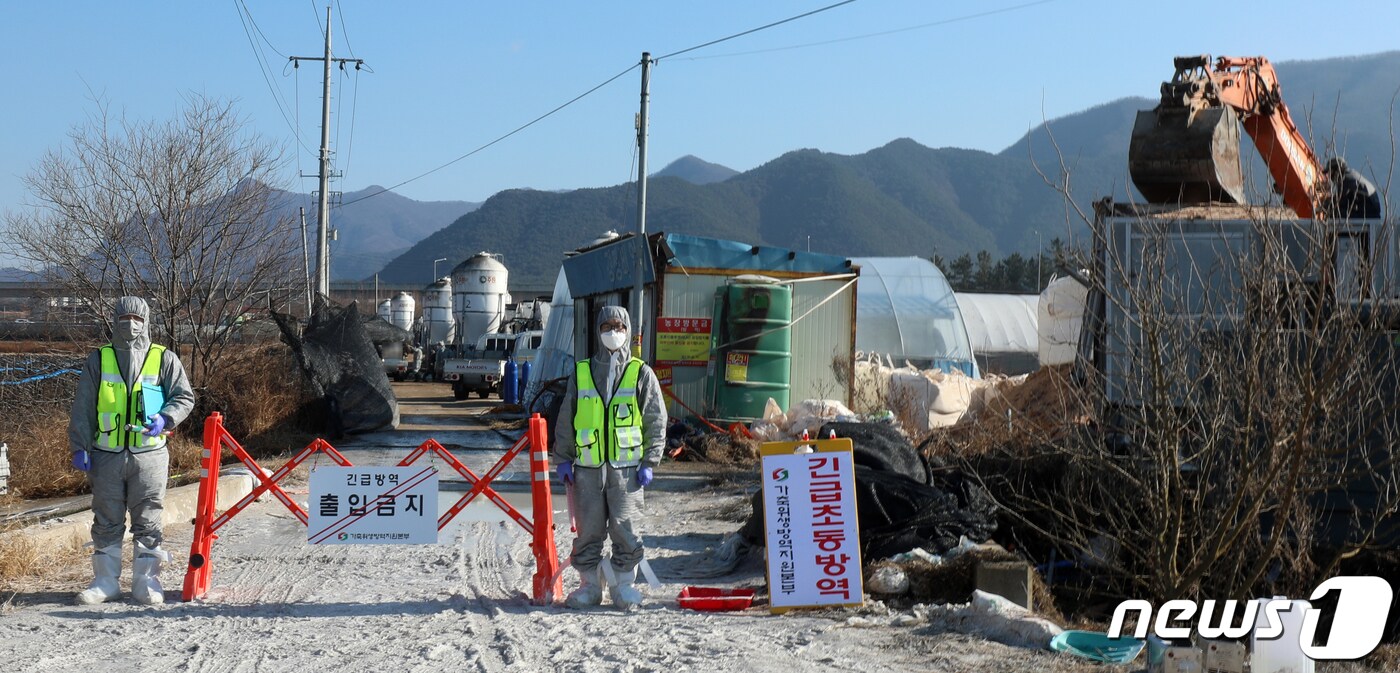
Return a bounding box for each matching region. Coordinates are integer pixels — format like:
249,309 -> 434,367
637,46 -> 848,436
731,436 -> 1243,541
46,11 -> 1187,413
341,62 -> 641,208
655,0 -> 858,62
673,0 -> 1057,61
335,65 -> 346,182
235,1 -> 316,157
345,66 -> 361,180
239,0 -> 287,58
308,0 -> 325,40
335,0 -> 355,58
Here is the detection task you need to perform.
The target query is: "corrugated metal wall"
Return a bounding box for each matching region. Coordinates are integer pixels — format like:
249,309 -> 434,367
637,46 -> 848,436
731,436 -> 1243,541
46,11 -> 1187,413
659,271 -> 855,419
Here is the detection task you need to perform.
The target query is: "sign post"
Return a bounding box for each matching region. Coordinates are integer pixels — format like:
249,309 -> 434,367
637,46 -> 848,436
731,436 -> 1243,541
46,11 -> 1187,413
760,437 -> 863,613
308,466 -> 440,545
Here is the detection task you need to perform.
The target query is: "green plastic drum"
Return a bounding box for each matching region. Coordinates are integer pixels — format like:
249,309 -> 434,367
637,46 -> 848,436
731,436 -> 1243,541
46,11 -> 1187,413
708,280 -> 793,420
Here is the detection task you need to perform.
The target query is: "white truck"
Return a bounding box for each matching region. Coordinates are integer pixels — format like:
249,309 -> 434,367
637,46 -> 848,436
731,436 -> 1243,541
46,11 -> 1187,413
443,331 -> 543,400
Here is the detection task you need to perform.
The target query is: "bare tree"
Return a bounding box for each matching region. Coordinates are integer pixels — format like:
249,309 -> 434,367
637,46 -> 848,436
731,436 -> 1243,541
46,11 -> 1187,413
4,94 -> 299,388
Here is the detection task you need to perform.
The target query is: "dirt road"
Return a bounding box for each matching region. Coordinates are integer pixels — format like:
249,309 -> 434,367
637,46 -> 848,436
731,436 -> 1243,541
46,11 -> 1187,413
0,382 -> 1110,672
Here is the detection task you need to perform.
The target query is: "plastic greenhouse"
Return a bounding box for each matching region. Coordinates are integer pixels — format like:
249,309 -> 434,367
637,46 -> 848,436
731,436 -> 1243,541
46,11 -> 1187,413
851,257 -> 976,376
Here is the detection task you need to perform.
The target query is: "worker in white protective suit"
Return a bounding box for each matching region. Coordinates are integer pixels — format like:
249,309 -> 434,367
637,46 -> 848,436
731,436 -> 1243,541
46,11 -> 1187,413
68,297 -> 196,605
553,306 -> 667,610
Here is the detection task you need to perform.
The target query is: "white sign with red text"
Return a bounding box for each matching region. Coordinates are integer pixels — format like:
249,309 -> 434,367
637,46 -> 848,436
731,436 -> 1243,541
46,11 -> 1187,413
761,438 -> 863,612
308,466 -> 439,545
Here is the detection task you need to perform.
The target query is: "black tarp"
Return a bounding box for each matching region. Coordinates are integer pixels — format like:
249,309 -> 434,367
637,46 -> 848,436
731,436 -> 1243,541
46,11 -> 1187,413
273,300 -> 398,436
739,424 -> 998,559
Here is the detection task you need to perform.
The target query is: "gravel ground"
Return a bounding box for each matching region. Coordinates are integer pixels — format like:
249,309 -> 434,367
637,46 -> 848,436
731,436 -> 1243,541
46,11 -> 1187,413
0,383 -> 1387,672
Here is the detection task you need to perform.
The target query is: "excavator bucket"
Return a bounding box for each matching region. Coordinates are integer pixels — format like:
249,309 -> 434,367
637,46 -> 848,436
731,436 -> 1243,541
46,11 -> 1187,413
1129,105 -> 1246,205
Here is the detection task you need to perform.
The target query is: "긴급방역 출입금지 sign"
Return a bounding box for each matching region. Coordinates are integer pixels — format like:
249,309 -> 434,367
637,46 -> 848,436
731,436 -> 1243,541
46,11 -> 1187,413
655,317 -> 712,366
761,437 -> 863,612
308,466 -> 439,544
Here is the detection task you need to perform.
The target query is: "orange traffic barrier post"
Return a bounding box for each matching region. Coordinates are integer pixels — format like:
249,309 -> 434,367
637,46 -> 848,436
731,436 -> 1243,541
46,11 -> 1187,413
528,414 -> 562,605
180,412 -> 564,606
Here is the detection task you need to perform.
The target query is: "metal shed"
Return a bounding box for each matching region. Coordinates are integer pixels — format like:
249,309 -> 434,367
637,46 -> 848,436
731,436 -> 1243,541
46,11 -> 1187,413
561,232 -> 858,421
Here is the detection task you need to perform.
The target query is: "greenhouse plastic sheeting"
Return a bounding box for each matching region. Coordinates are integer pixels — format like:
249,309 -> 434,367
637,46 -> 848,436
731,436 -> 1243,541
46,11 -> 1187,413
954,293 -> 1039,355
523,267 -> 575,410
852,257 -> 974,374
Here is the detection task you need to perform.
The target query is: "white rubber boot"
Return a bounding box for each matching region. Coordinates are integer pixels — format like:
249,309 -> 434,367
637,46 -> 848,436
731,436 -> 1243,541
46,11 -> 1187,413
609,567 -> 643,611
131,541 -> 171,605
75,544 -> 123,605
563,566 -> 603,609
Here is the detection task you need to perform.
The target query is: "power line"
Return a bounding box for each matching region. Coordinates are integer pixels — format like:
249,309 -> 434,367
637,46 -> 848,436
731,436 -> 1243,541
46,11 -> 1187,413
335,0 -> 355,58
655,0 -> 858,62
234,0 -> 315,157
675,0 -> 1057,61
238,0 -> 286,58
345,66 -> 361,178
308,0 -> 325,39
341,63 -> 641,208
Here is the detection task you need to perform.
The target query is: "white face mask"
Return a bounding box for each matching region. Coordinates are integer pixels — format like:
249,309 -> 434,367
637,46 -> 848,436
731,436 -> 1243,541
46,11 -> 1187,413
117,319 -> 144,342
599,330 -> 628,352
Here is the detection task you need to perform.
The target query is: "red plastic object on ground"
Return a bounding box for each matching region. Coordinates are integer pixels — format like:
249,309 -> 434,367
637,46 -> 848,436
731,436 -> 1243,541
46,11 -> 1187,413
678,586 -> 756,611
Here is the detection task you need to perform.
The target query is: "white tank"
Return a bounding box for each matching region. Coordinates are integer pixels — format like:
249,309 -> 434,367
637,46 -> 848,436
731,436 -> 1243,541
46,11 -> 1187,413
422,277 -> 455,345
390,292 -> 416,332
1037,275 -> 1088,366
451,252 -> 509,347
376,299 -> 392,323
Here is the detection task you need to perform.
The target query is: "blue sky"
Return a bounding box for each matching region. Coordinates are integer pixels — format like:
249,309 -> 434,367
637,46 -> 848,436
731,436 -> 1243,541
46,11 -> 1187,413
3,0 -> 1399,220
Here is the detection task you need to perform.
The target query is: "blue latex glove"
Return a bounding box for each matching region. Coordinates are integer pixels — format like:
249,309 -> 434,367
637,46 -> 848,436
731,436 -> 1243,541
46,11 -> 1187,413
142,413 -> 167,437
637,465 -> 653,487
557,462 -> 574,485
71,450 -> 90,472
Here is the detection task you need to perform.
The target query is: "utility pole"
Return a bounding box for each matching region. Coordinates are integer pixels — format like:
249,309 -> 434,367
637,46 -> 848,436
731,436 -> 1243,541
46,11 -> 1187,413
299,207 -> 311,313
633,52 -> 652,360
290,6 -> 364,300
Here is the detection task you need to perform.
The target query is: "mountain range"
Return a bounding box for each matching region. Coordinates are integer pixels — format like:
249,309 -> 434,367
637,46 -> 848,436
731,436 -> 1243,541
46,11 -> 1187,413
270,186 -> 480,282
362,51 -> 1400,288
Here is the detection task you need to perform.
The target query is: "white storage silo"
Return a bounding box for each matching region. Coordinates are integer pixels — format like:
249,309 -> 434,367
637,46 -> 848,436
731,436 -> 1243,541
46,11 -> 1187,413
391,292 -> 416,332
377,299 -> 392,323
451,252 -> 509,347
423,277 -> 455,345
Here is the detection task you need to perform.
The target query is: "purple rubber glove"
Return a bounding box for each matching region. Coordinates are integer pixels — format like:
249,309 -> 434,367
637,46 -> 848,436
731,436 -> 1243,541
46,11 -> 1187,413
557,462 -> 574,485
142,413 -> 167,437
71,450 -> 90,472
637,465 -> 653,487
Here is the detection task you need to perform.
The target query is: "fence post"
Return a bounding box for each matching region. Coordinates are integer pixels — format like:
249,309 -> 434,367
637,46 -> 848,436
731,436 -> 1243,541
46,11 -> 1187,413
181,412 -> 224,601
528,413 -> 561,605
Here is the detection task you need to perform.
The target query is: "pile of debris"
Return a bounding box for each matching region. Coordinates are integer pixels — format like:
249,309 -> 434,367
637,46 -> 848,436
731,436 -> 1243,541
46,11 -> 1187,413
736,421 -> 998,560
272,300 -> 399,437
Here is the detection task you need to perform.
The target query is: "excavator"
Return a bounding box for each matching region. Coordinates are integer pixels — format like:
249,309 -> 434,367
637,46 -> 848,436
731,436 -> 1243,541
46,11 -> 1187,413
1128,54 -> 1381,220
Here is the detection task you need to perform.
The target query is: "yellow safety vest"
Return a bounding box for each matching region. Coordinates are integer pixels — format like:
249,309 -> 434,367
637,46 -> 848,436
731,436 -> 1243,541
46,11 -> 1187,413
573,358 -> 645,467
94,344 -> 167,452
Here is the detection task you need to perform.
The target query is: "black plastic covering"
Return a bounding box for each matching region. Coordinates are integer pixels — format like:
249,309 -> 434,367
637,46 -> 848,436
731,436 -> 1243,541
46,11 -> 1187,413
273,300 -> 399,436
740,422 -> 997,559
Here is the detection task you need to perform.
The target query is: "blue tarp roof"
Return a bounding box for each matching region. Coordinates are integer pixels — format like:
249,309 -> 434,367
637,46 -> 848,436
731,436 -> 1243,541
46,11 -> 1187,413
564,232 -> 852,297
662,233 -> 851,275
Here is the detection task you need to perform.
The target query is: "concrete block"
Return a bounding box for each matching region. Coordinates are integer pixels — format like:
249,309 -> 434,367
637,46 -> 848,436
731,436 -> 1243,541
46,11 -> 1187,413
974,559 -> 1034,610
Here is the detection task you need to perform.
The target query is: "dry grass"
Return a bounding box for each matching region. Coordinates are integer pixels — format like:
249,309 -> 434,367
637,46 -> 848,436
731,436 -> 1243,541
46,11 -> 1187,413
0,532 -> 89,604
197,342 -> 318,455
3,342 -> 316,500
3,418 -> 88,499
0,340 -> 91,354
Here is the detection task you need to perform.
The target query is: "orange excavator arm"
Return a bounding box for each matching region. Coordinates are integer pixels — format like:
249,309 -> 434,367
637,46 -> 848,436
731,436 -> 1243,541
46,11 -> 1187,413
1129,54 -> 1379,220
1203,56 -> 1325,218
